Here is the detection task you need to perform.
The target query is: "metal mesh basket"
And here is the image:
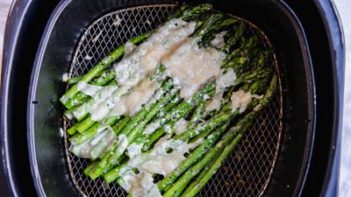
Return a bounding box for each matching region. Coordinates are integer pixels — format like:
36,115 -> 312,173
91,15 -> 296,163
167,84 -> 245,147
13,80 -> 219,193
63,4 -> 284,197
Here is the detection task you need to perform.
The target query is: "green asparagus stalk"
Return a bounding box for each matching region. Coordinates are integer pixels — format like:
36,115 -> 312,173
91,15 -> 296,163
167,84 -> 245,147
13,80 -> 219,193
69,115 -> 121,144
174,108 -> 236,142
74,113 -> 121,134
67,76 -> 81,85
175,4 -> 213,21
112,116 -> 131,136
69,124 -> 100,145
67,124 -> 79,135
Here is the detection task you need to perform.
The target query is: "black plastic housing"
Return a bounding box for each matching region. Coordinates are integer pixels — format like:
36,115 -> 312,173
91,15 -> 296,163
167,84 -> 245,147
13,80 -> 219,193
0,0 -> 344,196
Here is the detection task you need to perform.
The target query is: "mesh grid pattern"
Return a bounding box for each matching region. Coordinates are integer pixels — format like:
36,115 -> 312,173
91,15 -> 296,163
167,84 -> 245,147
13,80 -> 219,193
63,4 -> 283,197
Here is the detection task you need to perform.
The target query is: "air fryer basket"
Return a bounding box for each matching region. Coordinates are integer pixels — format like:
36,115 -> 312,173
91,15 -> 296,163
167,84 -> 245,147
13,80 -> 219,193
28,0 -> 315,197
63,4 -> 283,197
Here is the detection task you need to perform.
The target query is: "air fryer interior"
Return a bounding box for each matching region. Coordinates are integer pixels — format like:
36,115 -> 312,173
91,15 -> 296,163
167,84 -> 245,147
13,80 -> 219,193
28,0 -> 315,196
62,4 -> 282,197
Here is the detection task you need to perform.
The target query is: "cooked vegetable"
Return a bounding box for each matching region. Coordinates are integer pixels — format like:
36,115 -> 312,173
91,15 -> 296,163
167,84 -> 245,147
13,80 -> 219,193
60,4 -> 277,197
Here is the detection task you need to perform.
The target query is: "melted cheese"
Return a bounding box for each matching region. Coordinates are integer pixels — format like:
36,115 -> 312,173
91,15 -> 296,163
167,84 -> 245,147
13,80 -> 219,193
161,38 -> 225,99
119,167 -> 162,197
124,79 -> 159,115
206,94 -> 223,112
114,19 -> 196,88
127,136 -> 202,176
210,31 -> 227,48
144,121 -> 161,135
127,143 -> 143,158
70,127 -> 117,159
77,82 -> 128,121
76,77 -> 158,120
117,134 -> 129,154
119,136 -> 203,197
124,41 -> 137,57
230,90 -> 253,113
206,68 -> 237,112
173,118 -> 188,135
215,68 -> 236,93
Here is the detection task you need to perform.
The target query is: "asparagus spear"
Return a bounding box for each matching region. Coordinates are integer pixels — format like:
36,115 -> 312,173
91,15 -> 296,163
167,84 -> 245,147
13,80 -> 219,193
112,116 -> 131,136
69,116 -> 121,144
66,76 -> 81,85
174,4 -> 213,21
174,107 -> 236,142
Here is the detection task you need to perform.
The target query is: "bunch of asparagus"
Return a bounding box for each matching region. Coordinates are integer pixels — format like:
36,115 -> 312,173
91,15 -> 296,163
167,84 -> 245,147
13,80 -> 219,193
60,4 -> 276,197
